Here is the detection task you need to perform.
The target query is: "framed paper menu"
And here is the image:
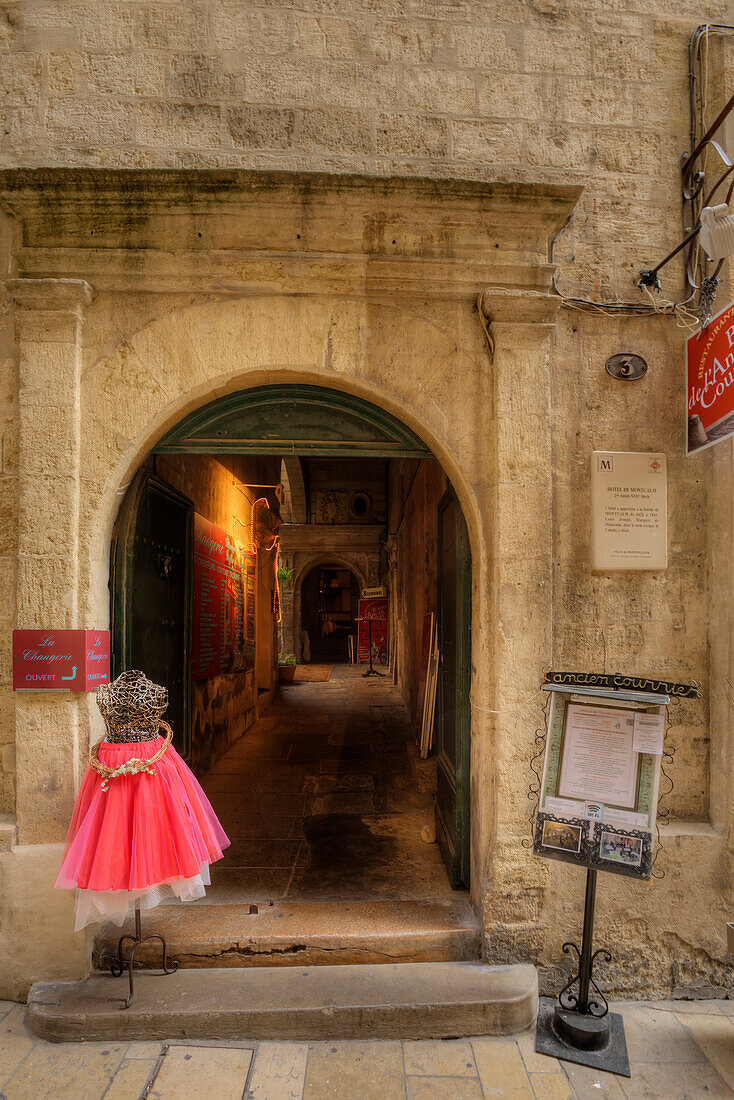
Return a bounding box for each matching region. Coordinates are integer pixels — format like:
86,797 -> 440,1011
533,688 -> 663,880
558,704 -> 639,809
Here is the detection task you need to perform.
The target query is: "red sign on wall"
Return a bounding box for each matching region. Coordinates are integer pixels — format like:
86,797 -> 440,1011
357,598 -> 388,664
190,513 -> 252,680
12,630 -> 110,691
687,299 -> 734,454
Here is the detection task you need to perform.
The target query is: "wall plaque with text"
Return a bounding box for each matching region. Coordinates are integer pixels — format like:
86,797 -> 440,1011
590,451 -> 667,571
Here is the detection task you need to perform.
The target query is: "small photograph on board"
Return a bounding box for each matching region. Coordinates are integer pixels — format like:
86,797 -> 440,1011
542,819 -> 583,854
591,824 -> 652,880
598,830 -> 643,868
533,812 -> 590,867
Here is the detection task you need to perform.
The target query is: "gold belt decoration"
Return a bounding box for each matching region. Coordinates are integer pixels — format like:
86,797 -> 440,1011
89,721 -> 173,792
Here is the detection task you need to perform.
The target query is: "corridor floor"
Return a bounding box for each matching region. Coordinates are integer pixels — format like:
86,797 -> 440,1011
198,665 -> 456,904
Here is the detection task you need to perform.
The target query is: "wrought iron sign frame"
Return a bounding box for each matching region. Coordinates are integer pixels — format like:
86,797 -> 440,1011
533,670 -> 702,1076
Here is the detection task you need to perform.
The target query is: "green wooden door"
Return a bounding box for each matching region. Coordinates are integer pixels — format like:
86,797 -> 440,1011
110,473 -> 194,756
434,487 -> 471,888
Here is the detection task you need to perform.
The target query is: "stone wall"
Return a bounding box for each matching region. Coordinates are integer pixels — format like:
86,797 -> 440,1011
0,0 -> 731,1000
306,459 -> 387,525
0,0 -> 726,827
0,0 -> 725,821
149,452 -> 281,775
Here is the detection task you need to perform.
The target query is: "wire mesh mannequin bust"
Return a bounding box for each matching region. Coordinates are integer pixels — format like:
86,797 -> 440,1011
58,665 -> 229,998
97,670 -> 168,743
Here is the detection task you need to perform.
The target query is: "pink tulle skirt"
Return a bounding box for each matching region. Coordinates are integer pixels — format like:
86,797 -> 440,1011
56,736 -> 229,930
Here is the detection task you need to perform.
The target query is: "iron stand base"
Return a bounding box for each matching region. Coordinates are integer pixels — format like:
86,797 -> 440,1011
110,906 -> 179,1010
360,617 -> 385,676
536,997 -> 630,1077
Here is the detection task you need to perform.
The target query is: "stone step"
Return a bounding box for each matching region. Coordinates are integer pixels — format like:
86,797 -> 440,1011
27,961 -> 538,1042
92,898 -> 480,970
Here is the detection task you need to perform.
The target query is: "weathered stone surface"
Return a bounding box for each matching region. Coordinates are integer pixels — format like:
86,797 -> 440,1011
304,1040 -> 405,1099
0,1040 -> 128,1100
26,961 -> 539,1041
403,1038 -> 477,1076
0,0 -> 728,1012
148,1044 -> 253,1100
247,1041 -> 309,1100
137,103 -> 221,150
93,898 -> 480,970
227,107 -> 295,151
0,845 -> 87,1002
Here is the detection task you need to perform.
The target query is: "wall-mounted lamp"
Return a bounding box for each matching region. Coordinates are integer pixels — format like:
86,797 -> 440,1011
638,203 -> 734,290
639,79 -> 734,326
699,203 -> 734,260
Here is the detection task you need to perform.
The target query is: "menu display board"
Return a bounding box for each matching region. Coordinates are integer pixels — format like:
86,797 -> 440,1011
534,691 -> 663,880
190,513 -> 253,680
558,705 -> 639,808
357,598 -> 388,663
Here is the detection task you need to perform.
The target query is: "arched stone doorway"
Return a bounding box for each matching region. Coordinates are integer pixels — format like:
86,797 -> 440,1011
1,169 -> 572,1000
110,381 -> 473,892
284,554 -> 372,663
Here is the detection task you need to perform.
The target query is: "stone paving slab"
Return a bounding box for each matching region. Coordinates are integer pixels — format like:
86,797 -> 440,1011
2,1000 -> 734,1098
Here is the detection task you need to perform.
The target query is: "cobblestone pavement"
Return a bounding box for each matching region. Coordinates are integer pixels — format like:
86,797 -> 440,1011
2,998 -> 734,1098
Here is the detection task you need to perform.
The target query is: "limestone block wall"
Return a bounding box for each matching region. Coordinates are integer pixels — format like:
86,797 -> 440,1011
0,0 -> 727,829
0,0 -> 730,998
151,452 -> 281,775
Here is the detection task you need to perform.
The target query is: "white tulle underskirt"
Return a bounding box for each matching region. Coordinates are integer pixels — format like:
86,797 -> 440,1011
74,864 -> 211,931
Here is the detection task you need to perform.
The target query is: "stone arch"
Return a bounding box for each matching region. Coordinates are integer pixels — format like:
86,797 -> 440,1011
81,293 -> 501,905
85,295 -> 487,589
294,554 -> 368,597
289,554 -> 369,662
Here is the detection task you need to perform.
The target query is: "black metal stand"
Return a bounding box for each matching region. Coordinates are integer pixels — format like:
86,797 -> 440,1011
110,904 -> 179,1009
362,619 -> 384,678
536,869 -> 630,1077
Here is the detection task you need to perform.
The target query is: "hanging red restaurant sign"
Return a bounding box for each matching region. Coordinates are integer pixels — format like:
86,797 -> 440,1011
687,299 -> 734,455
12,630 -> 110,691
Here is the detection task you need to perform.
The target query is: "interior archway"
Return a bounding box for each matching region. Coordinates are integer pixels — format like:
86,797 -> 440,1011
300,564 -> 360,664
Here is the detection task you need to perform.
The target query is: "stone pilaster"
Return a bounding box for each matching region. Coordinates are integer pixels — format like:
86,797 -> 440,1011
473,315 -> 555,953
8,278 -> 93,845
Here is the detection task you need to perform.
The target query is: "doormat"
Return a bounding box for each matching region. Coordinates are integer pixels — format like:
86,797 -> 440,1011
291,665 -> 334,682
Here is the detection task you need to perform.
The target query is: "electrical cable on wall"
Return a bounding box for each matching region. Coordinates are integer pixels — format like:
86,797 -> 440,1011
549,221 -> 699,327
546,23 -> 734,328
